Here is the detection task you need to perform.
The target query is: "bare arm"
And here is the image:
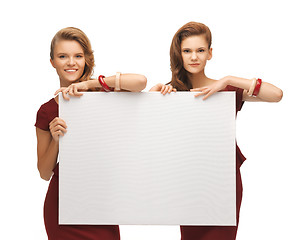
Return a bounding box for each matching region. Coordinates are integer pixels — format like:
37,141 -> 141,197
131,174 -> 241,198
191,76 -> 283,102
225,76 -> 283,102
36,129 -> 58,181
103,73 -> 147,92
55,73 -> 147,100
36,117 -> 67,181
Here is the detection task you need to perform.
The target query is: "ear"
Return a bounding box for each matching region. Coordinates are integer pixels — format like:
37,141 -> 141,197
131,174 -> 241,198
50,58 -> 55,68
208,48 -> 213,60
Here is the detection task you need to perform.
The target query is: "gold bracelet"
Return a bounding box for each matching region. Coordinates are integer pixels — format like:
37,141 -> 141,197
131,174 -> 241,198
247,78 -> 257,96
115,72 -> 121,91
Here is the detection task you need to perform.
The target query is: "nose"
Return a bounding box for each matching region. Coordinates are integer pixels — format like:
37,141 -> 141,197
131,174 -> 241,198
191,51 -> 197,61
68,57 -> 76,66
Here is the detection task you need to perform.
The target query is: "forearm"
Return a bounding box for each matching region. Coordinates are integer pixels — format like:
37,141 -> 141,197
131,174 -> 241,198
224,76 -> 283,102
88,74 -> 147,92
37,139 -> 59,181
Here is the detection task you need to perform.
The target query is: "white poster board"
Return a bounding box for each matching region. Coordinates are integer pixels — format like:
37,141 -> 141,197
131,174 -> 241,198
59,92 -> 236,225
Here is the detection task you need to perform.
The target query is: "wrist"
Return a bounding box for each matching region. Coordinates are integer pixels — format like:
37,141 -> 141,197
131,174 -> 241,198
103,76 -> 114,88
222,76 -> 232,85
85,79 -> 97,89
98,75 -> 113,91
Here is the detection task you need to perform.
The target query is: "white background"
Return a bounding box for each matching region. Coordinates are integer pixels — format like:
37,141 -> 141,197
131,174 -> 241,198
0,0 -> 299,239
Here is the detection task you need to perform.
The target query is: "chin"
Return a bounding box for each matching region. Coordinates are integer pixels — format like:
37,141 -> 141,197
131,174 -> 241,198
187,69 -> 202,75
65,76 -> 81,83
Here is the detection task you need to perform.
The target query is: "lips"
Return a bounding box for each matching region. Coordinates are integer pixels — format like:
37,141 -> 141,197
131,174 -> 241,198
189,63 -> 200,67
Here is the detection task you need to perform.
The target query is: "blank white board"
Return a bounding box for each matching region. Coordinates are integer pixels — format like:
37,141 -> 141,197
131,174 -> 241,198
59,92 -> 236,225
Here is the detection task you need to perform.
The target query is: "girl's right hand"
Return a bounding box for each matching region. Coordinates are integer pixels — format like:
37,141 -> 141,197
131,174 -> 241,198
55,81 -> 90,100
49,117 -> 67,142
149,83 -> 176,95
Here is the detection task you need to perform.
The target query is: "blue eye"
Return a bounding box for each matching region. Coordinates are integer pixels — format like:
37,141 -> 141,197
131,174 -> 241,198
76,55 -> 83,58
183,49 -> 190,53
59,55 -> 66,59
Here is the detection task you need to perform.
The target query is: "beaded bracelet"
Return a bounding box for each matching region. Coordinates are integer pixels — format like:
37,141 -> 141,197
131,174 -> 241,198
98,75 -> 112,92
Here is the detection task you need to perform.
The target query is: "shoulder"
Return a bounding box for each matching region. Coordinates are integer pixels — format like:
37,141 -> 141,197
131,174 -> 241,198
38,98 -> 58,117
35,98 -> 58,131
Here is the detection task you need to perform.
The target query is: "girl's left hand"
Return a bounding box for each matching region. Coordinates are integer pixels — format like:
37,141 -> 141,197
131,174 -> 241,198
54,81 -> 89,100
190,78 -> 228,100
149,83 -> 177,95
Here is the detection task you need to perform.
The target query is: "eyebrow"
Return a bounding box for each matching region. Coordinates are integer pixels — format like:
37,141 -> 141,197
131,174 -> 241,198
56,52 -> 84,55
182,47 -> 206,50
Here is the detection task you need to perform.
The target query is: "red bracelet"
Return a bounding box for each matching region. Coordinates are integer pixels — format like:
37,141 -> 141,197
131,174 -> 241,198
98,75 -> 112,92
252,78 -> 262,97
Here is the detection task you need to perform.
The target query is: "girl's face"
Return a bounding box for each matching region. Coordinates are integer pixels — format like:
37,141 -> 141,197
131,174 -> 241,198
181,35 -> 212,75
50,40 -> 86,87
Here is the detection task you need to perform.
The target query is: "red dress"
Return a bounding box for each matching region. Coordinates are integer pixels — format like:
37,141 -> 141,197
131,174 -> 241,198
35,98 -> 120,240
180,86 -> 246,240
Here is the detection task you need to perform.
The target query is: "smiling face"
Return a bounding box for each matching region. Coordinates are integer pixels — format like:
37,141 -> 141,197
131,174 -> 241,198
181,35 -> 212,75
50,40 -> 86,87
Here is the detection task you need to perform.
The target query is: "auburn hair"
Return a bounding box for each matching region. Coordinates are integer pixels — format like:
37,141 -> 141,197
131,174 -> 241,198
169,22 -> 212,90
50,27 -> 94,82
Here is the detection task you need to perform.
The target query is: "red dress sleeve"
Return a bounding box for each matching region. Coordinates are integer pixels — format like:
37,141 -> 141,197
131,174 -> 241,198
35,98 -> 58,131
35,105 -> 50,131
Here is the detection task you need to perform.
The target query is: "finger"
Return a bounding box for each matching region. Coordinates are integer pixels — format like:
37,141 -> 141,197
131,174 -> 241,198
62,90 -> 70,100
161,85 -> 167,95
54,88 -> 61,96
190,88 -> 201,92
160,85 -> 165,95
52,130 -> 65,141
51,125 -> 67,135
202,90 -> 217,100
164,85 -> 171,95
57,130 -> 65,136
54,87 -> 66,95
73,86 -> 83,97
68,86 -> 74,96
55,121 -> 67,130
49,117 -> 67,129
194,92 -> 206,97
153,83 -> 163,92
190,87 -> 208,92
50,122 -> 67,132
173,88 -> 177,92
49,117 -> 60,127
163,86 -> 169,95
193,89 -> 210,98
168,86 -> 173,93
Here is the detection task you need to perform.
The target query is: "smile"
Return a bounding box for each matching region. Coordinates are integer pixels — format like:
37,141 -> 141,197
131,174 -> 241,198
189,64 -> 200,67
65,69 -> 78,73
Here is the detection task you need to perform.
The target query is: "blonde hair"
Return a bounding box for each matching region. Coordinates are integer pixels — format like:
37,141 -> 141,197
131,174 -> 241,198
50,27 -> 95,82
